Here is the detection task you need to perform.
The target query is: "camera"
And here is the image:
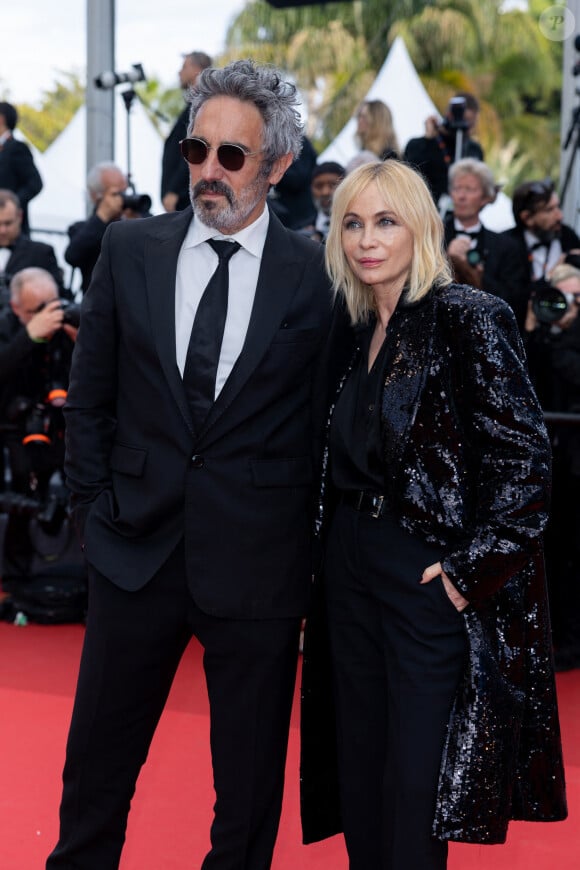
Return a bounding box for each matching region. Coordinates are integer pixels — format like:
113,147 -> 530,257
120,192 -> 152,214
565,251 -> 580,270
94,63 -> 146,90
466,248 -> 482,267
442,96 -> 469,132
531,280 -> 570,325
60,300 -> 81,328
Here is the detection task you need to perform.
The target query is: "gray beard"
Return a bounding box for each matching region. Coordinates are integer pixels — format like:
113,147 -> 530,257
190,177 -> 268,234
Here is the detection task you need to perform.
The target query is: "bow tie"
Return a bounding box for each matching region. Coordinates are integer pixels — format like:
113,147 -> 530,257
457,229 -> 480,240
529,240 -> 549,252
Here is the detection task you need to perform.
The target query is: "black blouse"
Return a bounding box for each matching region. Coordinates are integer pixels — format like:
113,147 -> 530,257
329,320 -> 388,494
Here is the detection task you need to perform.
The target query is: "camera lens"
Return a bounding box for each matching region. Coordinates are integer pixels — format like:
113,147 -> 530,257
121,193 -> 152,214
466,249 -> 482,266
532,285 -> 569,324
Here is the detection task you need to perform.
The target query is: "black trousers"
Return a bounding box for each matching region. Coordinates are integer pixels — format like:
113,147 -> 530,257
46,541 -> 301,870
325,503 -> 467,870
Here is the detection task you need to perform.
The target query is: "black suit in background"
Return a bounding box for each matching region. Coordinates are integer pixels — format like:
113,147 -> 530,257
64,212 -> 114,294
500,223 -> 580,332
0,135 -> 43,235
443,214 -> 528,311
0,235 -> 67,309
403,134 -> 483,207
269,135 -> 318,230
160,106 -> 191,212
46,206 -> 332,869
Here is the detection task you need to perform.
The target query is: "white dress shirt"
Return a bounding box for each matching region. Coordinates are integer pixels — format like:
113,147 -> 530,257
524,229 -> 562,280
175,207 -> 269,398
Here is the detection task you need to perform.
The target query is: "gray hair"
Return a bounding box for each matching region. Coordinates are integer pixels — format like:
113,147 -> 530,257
187,59 -> 304,165
448,158 -> 496,201
86,161 -> 124,198
10,266 -> 58,302
0,188 -> 21,210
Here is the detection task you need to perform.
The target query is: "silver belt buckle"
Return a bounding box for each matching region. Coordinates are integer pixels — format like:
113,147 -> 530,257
370,494 -> 384,518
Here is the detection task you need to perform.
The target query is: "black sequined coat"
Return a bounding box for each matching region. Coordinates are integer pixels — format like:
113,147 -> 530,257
300,282 -> 567,845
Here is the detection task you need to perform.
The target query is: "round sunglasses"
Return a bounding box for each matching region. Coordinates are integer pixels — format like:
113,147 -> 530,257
180,137 -> 263,172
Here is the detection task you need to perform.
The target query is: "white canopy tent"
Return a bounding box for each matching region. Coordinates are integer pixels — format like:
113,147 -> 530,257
30,90 -> 163,233
318,36 -> 514,231
28,91 -> 164,290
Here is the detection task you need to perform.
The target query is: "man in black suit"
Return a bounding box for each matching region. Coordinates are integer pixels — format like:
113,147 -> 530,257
404,92 -> 484,213
500,178 -> 580,332
0,102 -> 43,236
161,50 -> 212,213
64,161 -> 143,293
442,158 -> 526,308
47,59 -> 332,870
0,267 -> 76,496
0,189 -> 65,310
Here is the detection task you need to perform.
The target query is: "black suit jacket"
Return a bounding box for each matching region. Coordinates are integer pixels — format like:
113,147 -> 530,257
64,207 -> 332,618
499,223 -> 580,331
403,134 -> 483,205
1,235 -> 66,309
0,136 -> 43,234
160,106 -> 190,211
65,212 -> 111,293
443,215 -> 528,315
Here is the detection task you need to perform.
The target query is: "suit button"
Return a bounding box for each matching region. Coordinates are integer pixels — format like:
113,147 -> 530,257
191,455 -> 204,468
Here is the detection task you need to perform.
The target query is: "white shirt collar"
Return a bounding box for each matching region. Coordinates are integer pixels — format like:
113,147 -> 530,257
454,218 -> 482,234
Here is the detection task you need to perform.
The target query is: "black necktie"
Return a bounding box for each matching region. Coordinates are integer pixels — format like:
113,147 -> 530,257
183,239 -> 241,429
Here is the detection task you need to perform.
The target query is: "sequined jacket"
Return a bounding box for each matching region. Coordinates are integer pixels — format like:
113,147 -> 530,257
300,282 -> 567,845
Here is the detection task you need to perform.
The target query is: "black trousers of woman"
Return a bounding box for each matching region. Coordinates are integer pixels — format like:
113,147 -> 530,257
325,501 -> 467,870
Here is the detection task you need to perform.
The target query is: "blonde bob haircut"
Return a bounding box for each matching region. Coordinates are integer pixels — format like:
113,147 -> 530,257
325,160 -> 453,325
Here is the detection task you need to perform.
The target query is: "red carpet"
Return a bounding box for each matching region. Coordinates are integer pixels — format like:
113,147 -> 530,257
0,622 -> 578,869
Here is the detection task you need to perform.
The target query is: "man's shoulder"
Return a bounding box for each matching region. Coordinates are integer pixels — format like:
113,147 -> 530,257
12,235 -> 54,255
561,223 -> 580,248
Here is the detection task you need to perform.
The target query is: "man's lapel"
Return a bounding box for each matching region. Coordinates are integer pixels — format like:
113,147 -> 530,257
145,208 -> 194,431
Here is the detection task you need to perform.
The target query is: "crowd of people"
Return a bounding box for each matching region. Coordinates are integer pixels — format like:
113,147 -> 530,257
0,53 -> 575,870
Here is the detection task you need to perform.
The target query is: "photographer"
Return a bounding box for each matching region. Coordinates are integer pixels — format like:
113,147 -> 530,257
527,264 -> 580,670
500,178 -> 580,333
443,158 -> 526,303
403,92 -> 484,212
0,267 -> 77,497
0,188 -> 66,311
65,161 -> 151,293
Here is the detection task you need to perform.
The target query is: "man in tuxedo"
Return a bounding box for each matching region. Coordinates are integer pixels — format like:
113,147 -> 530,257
47,59 -> 332,870
0,189 -> 65,310
0,102 -> 43,236
161,50 -> 212,213
498,178 -> 580,332
442,158 -> 526,310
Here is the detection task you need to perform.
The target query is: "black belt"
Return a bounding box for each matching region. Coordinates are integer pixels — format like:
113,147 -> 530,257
342,490 -> 389,519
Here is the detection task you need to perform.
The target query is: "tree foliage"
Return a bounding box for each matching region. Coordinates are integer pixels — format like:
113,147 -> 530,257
9,0 -> 566,191
16,73 -> 85,152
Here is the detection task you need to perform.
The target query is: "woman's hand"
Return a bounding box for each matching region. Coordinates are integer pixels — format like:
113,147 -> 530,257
420,561 -> 469,612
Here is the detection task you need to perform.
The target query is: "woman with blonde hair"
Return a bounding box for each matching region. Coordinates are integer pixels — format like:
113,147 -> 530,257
355,98 -> 400,160
301,160 -> 567,869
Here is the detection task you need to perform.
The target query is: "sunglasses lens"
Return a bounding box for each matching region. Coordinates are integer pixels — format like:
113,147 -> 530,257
180,139 -> 248,171
217,144 -> 246,171
181,138 -> 208,164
